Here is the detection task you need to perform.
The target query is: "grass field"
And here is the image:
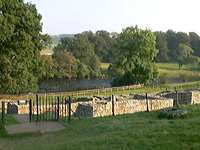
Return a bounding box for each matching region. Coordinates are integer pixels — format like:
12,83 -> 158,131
1,104 -> 200,149
157,63 -> 200,81
101,62 -> 200,78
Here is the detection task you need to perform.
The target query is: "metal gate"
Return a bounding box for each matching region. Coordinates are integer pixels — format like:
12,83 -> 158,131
29,95 -> 72,122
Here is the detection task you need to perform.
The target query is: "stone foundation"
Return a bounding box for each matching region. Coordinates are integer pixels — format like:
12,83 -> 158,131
160,90 -> 200,105
2,89 -> 200,118
92,95 -> 173,117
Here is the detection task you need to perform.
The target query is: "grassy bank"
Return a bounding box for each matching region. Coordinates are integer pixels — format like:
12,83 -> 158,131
1,104 -> 200,149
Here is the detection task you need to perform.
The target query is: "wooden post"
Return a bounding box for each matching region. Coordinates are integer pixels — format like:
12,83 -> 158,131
51,97 -> 54,120
68,96 -> 72,122
176,89 -> 179,107
111,95 -> 115,116
62,98 -> 64,119
29,100 -> 32,122
45,94 -> 48,121
146,93 -> 149,112
65,98 -> 67,120
36,95 -> 39,121
54,97 -> 57,120
39,97 -> 41,121
57,97 -> 60,120
1,102 -> 5,125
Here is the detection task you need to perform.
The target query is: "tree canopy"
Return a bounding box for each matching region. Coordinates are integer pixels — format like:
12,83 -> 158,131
0,0 -> 49,94
109,26 -> 158,86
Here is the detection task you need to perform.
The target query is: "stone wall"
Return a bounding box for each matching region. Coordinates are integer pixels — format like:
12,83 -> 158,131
92,95 -> 173,117
191,91 -> 200,104
4,89 -> 200,118
160,90 -> 200,105
2,95 -> 173,118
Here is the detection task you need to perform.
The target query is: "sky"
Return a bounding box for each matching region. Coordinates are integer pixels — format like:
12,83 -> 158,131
25,0 -> 200,35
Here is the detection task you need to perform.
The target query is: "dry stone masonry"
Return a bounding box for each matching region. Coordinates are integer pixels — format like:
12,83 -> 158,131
2,89 -> 200,118
160,90 -> 200,105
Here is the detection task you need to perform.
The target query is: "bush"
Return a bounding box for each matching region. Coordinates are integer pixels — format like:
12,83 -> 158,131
158,107 -> 188,119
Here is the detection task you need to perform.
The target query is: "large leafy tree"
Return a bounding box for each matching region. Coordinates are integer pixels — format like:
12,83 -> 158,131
53,50 -> 77,79
54,33 -> 102,79
155,31 -> 169,62
0,0 -> 48,94
177,43 -> 194,69
94,30 -> 115,62
166,30 -> 179,61
110,26 -> 158,86
189,32 -> 200,56
70,34 -> 102,79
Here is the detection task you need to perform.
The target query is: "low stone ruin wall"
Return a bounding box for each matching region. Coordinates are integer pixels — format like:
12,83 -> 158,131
159,90 -> 200,105
4,89 -> 200,118
93,95 -> 173,117
191,91 -> 200,104
1,95 -> 174,118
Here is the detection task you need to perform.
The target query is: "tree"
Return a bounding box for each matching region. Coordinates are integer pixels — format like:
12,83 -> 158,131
94,30 -> 115,62
53,50 -> 77,79
110,26 -> 158,86
71,34 -> 102,78
189,32 -> 200,56
39,55 -> 58,80
53,33 -> 102,79
177,43 -> 194,69
0,0 -> 49,94
166,30 -> 179,61
155,31 -> 169,62
176,32 -> 190,45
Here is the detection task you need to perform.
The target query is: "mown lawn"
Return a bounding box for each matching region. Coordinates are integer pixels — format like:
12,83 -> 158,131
101,62 -> 200,78
1,104 -> 200,150
157,63 -> 200,80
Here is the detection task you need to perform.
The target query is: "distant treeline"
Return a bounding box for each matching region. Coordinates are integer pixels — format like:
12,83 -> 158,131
44,30 -> 200,81
52,30 -> 200,64
155,30 -> 200,65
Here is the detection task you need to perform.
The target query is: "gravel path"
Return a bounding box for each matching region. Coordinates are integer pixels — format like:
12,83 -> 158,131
5,115 -> 65,135
5,121 -> 65,135
13,114 -> 29,123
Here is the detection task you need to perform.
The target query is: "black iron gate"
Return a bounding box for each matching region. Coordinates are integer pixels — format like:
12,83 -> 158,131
29,95 -> 72,122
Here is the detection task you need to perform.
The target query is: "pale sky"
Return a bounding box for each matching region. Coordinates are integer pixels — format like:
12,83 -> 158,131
25,0 -> 200,35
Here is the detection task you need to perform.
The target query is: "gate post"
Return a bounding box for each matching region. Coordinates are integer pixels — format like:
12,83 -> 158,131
176,89 -> 179,106
111,95 -> 115,116
57,97 -> 60,120
1,101 -> 5,125
36,95 -> 39,121
29,99 -> 32,122
68,96 -> 72,122
146,93 -> 149,112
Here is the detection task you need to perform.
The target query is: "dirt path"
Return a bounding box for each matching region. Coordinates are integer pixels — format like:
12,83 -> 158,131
13,114 -> 29,123
5,121 -> 65,135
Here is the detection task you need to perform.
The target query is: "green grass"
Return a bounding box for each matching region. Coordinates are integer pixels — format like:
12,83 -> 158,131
0,114 -> 19,126
157,63 -> 200,80
100,62 -> 200,84
1,104 -> 200,149
0,114 -> 19,138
